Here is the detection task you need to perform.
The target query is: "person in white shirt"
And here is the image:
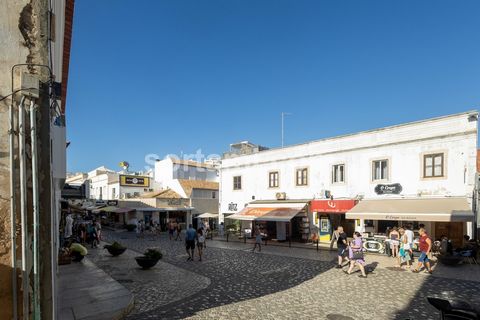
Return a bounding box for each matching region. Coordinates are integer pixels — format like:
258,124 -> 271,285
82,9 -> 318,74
64,213 -> 74,239
404,224 -> 415,267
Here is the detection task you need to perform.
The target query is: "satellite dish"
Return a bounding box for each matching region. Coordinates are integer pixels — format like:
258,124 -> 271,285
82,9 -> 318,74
119,161 -> 130,170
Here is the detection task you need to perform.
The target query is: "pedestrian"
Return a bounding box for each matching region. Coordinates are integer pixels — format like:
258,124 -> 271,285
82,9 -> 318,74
95,220 -> 102,241
330,227 -> 340,251
389,226 -> 400,258
197,228 -> 205,261
219,222 -> 225,238
335,226 -> 349,268
185,224 -> 197,261
175,223 -> 182,241
169,221 -> 175,240
345,232 -> 367,278
404,224 -> 415,267
87,222 -> 98,248
252,227 -> 262,252
398,228 -> 411,268
412,228 -> 433,274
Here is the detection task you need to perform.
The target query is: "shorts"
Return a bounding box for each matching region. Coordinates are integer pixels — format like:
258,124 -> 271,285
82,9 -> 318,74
197,242 -> 204,249
418,252 -> 429,263
186,240 -> 195,250
338,247 -> 347,257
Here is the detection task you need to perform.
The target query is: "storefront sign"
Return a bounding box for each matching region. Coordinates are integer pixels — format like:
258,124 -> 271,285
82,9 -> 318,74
167,199 -> 182,206
228,202 -> 238,211
310,199 -> 356,213
383,215 -> 418,221
374,183 -> 402,195
119,175 -> 150,187
107,200 -> 118,206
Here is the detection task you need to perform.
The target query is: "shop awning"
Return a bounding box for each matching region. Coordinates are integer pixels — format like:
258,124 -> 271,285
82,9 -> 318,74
226,201 -> 307,222
345,197 -> 473,222
92,206 -> 118,213
196,212 -> 218,219
311,199 -> 357,213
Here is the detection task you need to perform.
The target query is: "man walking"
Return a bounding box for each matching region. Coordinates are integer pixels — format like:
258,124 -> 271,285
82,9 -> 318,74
335,226 -> 349,268
185,224 -> 197,261
413,228 -> 433,274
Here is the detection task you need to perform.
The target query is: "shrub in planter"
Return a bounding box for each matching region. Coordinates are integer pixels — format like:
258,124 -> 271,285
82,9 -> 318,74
125,224 -> 137,232
104,241 -> 127,256
135,248 -> 162,269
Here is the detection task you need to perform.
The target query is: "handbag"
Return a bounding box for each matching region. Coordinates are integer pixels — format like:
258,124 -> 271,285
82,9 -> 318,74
352,250 -> 364,260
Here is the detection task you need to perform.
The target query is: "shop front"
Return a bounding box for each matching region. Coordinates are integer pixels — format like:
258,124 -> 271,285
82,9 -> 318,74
345,197 -> 474,247
310,199 -> 358,242
226,200 -> 309,241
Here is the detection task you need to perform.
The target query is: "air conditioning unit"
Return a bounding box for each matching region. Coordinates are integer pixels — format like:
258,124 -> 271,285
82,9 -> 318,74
276,192 -> 287,200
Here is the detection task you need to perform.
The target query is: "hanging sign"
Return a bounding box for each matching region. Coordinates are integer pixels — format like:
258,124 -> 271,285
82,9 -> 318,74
374,183 -> 402,195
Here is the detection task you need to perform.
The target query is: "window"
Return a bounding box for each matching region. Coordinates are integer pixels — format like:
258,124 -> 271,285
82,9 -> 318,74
111,187 -> 116,199
332,164 -> 345,183
269,171 -> 279,188
424,153 -> 444,177
372,159 -> 388,181
212,191 -> 216,199
233,176 -> 242,190
296,168 -> 308,186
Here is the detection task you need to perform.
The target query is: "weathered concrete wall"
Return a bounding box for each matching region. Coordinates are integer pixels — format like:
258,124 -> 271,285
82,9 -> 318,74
0,0 -> 52,318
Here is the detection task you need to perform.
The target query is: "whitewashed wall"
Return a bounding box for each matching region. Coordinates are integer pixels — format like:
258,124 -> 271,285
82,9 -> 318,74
220,112 -> 478,222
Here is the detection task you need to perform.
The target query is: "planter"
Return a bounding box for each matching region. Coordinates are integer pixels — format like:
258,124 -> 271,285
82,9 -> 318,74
104,246 -> 126,257
135,257 -> 160,269
437,255 -> 463,266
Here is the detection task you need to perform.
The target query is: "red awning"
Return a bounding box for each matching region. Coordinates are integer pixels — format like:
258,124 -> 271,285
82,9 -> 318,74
311,199 -> 357,213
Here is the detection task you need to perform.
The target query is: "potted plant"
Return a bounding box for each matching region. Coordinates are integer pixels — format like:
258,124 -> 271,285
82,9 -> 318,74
104,241 -> 127,257
135,248 -> 162,269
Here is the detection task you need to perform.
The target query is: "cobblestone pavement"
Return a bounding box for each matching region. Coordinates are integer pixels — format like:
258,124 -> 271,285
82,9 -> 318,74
87,245 -> 210,317
98,230 -> 480,320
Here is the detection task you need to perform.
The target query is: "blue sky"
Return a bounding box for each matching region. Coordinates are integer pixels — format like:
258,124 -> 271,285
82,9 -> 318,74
67,0 -> 480,173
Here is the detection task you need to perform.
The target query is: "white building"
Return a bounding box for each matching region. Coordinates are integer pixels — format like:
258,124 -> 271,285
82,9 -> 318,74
87,166 -> 158,200
220,111 -> 478,246
154,157 -> 219,227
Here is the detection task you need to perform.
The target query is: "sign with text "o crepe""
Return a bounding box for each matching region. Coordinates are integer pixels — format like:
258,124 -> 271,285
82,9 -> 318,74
120,175 -> 150,187
374,183 -> 402,195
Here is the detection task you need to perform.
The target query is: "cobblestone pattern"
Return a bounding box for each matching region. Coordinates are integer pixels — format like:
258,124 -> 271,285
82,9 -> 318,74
88,240 -> 210,317
101,231 -> 480,320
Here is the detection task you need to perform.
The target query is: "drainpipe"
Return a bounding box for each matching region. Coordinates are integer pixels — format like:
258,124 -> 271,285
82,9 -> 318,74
19,98 -> 29,320
30,101 -> 40,319
10,97 -> 23,320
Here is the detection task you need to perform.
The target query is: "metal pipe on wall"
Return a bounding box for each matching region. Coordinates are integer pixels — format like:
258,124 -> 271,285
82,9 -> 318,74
30,101 -> 40,319
10,96 -> 24,320
18,98 -> 28,320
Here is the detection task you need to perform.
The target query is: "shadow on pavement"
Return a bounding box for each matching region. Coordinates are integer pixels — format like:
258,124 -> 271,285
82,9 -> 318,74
104,231 -> 336,320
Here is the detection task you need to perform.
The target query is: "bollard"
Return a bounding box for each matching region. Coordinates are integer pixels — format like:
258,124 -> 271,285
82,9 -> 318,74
244,234 -> 247,244
289,237 -> 291,248
226,232 -> 229,242
316,239 -> 319,251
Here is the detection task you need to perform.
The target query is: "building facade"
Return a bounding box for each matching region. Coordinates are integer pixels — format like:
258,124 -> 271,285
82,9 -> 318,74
0,1 -> 74,319
154,157 -> 219,225
220,111 -> 478,245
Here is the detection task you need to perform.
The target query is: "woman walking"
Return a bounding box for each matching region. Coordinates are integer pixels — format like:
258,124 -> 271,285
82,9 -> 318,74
197,228 -> 205,261
345,232 -> 367,278
389,226 -> 400,258
252,227 -> 262,252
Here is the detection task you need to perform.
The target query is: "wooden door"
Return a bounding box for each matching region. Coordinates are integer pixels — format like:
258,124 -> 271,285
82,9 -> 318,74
435,222 -> 464,248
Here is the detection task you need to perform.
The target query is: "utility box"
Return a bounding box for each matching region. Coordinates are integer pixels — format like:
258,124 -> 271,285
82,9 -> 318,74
21,72 -> 40,98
